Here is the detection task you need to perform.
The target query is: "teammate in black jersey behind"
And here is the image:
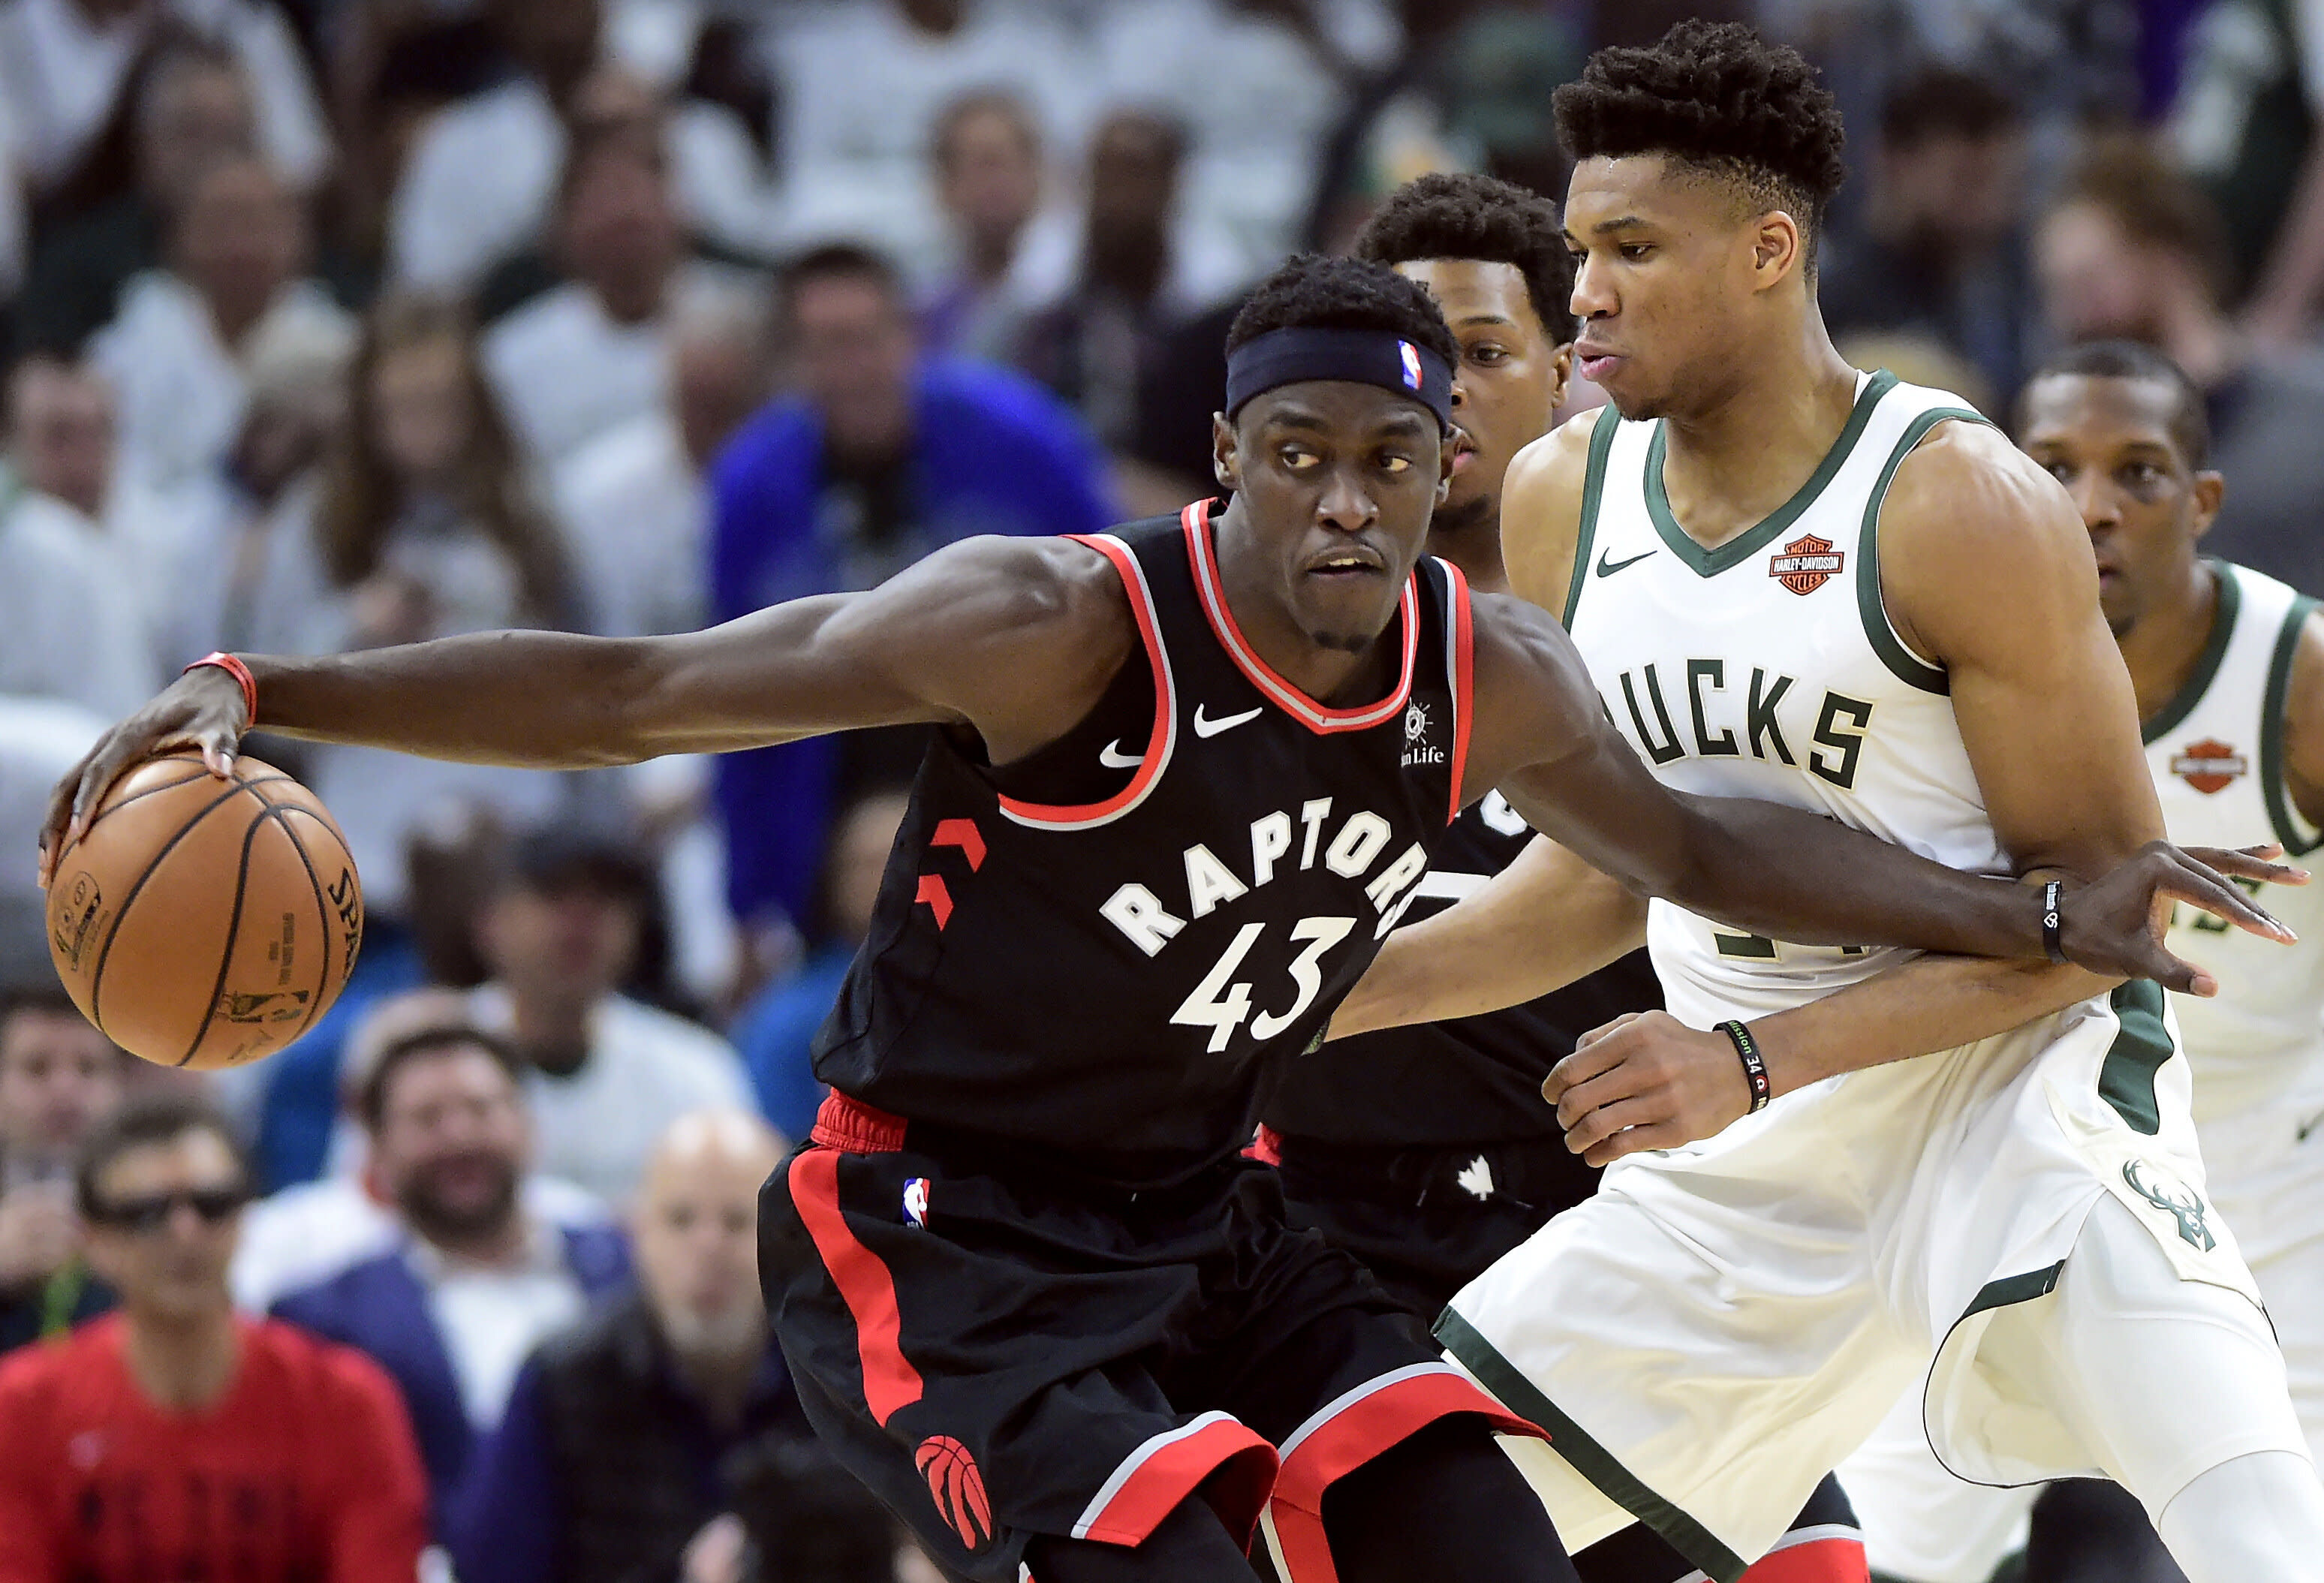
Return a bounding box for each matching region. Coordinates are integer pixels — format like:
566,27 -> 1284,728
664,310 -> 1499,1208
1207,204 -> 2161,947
44,257 -> 2294,1583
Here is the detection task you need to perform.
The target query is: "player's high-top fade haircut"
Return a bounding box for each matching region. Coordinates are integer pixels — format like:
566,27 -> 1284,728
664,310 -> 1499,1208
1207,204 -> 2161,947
1353,173 -> 1579,345
2021,340 -> 2213,470
1225,253 -> 1462,378
1554,20 -> 1847,266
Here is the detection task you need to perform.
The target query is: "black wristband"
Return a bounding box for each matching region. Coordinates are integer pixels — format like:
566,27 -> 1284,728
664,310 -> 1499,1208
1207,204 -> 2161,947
2042,880 -> 2068,965
1717,1020 -> 1772,1113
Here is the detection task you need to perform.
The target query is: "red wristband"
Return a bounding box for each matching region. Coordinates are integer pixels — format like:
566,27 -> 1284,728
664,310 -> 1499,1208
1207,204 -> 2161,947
184,652 -> 257,725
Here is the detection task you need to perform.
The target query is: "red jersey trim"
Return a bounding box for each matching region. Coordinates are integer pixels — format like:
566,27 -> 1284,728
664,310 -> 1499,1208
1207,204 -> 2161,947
1069,1410 -> 1280,1548
1263,1362 -> 1546,1583
1439,557 -> 1474,824
1743,1525 -> 1868,1583
787,1148 -> 923,1425
1179,502 -> 1419,734
996,532 -> 1177,831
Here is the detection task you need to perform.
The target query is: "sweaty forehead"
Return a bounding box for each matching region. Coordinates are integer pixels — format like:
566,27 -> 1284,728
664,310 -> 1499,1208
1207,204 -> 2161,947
2021,374 -> 2187,457
1392,260 -> 1544,340
1242,381 -> 1437,438
1566,155 -> 1753,234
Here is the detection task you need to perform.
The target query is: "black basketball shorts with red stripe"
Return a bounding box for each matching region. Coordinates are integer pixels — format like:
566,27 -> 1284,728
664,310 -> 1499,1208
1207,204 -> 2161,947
758,1094 -> 1543,1583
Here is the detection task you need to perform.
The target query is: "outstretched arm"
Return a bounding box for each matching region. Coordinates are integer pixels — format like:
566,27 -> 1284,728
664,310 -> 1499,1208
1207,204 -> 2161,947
1543,424 -> 2310,1163
41,534 -> 1132,874
1329,835 -> 1646,1040
1460,590 -> 2289,989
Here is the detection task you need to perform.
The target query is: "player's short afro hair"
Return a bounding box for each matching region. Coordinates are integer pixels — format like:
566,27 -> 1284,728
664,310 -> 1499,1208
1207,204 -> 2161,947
1554,20 -> 1847,249
1224,253 -> 1461,412
1353,173 -> 1578,345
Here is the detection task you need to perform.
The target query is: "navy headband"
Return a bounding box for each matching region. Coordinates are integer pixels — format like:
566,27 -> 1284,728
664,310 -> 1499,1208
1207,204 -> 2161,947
1224,327 -> 1455,429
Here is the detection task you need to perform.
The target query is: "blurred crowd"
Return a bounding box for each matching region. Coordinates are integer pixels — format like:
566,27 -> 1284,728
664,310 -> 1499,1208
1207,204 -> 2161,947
1,0 -> 2322,1579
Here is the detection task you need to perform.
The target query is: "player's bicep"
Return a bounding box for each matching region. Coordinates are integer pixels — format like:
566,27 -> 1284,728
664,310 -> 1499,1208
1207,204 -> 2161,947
1882,429 -> 2164,874
631,536 -> 1123,755
1499,413 -> 1600,616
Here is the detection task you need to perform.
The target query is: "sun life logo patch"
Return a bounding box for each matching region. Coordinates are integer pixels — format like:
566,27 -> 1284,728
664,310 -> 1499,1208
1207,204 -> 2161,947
2170,739 -> 2247,795
1769,534 -> 1844,595
1401,699 -> 1443,767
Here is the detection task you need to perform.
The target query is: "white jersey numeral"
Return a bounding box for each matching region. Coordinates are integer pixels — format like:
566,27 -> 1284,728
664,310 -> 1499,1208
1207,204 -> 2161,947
1171,916 -> 1357,1053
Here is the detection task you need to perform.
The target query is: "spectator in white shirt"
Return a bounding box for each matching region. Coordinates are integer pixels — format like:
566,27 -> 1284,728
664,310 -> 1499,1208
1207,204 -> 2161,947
389,0 -> 770,293
230,987 -> 614,1313
551,274 -> 768,640
765,0 -> 1092,279
0,357 -> 158,716
87,152 -> 354,489
0,0 -> 330,209
920,89 -> 1059,360
468,829 -> 758,1207
483,130 -> 755,468
268,1021 -> 633,1518
248,294 -> 575,912
14,37 -> 259,359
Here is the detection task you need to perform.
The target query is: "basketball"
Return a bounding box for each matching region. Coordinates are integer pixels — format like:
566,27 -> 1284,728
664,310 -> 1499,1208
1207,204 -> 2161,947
44,751 -> 363,1071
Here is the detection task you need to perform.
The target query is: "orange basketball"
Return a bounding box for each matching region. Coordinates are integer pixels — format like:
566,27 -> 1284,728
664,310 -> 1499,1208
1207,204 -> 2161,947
45,751 -> 363,1070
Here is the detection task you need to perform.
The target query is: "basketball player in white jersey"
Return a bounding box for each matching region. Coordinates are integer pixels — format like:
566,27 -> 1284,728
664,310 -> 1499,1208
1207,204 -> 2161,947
1329,23 -> 2324,1583
1834,344 -> 2324,1582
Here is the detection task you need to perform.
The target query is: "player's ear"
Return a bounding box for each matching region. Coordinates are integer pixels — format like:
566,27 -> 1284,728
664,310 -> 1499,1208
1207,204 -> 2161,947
1751,210 -> 1805,293
1549,342 -> 1574,415
1212,412 -> 1240,492
2190,469 -> 2226,540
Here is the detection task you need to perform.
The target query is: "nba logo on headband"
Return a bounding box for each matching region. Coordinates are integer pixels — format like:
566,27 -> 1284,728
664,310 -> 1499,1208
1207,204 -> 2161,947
1399,342 -> 1423,390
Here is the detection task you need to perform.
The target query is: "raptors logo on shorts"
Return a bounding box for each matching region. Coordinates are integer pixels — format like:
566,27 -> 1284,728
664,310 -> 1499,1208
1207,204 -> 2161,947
916,1435 -> 993,1551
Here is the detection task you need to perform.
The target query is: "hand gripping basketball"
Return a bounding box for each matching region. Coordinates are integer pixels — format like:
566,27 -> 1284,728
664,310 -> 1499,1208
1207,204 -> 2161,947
2055,841 -> 2306,996
38,662 -> 251,891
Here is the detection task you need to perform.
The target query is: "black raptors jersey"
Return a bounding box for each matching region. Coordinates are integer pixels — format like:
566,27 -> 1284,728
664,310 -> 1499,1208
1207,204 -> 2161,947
812,503 -> 1469,1188
1264,796 -> 1663,1146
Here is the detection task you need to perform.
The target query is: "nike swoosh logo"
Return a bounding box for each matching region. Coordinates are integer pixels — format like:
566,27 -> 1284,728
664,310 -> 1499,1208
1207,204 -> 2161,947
1098,740 -> 1144,769
1193,704 -> 1265,738
1597,548 -> 1657,577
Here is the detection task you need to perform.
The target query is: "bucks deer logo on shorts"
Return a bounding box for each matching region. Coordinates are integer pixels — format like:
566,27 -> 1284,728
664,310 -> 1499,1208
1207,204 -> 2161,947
916,1435 -> 993,1551
2124,1159 -> 2217,1252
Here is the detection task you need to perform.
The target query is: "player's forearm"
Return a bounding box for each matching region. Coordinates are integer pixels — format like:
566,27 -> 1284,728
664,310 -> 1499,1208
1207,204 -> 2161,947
1666,793 -> 2049,959
1747,950 -> 2117,1099
245,631 -> 676,768
1329,837 -> 1646,1038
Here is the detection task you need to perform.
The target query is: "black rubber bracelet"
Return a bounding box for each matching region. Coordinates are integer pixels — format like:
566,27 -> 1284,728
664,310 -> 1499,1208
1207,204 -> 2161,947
1717,1019 -> 1772,1113
2042,880 -> 2068,965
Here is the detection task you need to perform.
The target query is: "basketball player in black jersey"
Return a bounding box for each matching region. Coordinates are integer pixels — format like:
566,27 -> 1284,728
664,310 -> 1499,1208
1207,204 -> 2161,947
1266,174 -> 1866,1583
43,257 -> 2287,1583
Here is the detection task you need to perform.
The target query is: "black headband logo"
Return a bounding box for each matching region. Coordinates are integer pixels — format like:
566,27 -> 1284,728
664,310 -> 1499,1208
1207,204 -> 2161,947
1224,327 -> 1455,429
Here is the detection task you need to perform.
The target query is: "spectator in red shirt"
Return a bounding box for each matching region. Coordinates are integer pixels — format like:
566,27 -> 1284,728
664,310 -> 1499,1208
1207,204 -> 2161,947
0,1091 -> 429,1583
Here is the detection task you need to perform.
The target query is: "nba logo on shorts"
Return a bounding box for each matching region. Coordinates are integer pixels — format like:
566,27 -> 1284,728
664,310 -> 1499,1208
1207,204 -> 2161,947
1399,341 -> 1423,390
903,1177 -> 931,1227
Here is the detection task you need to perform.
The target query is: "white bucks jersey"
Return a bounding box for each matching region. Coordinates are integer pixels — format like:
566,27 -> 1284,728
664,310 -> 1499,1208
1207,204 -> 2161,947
2145,561 -> 2324,1124
1564,371 -> 2004,1023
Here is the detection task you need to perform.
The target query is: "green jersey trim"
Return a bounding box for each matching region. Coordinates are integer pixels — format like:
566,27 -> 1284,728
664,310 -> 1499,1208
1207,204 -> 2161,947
1563,403 -> 1621,628
1855,405 -> 1990,696
2097,980 -> 2175,1136
1434,1308 -> 1750,1583
2260,592 -> 2324,856
1642,369 -> 1898,578
2140,561 -> 2241,745
1961,1259 -> 2066,1320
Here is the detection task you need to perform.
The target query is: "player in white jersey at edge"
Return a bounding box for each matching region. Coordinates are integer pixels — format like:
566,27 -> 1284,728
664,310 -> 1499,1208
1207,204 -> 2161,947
1330,22 -> 2324,1583
1836,344 -> 2324,1582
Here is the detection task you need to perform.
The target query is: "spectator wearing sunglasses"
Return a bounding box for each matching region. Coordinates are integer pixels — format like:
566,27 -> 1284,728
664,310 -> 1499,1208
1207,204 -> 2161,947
0,1091 -> 428,1583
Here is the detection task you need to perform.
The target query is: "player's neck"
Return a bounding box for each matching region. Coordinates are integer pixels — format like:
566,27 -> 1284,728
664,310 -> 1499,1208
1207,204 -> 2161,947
1654,323 -> 1859,555
1425,511 -> 1509,594
124,1304 -> 240,1413
2121,559 -> 2224,727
